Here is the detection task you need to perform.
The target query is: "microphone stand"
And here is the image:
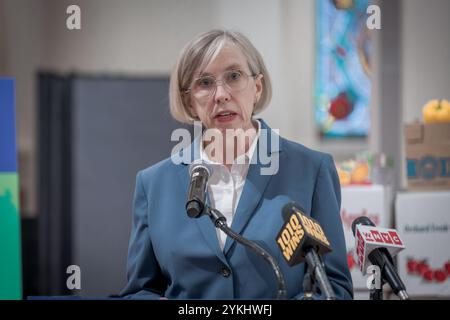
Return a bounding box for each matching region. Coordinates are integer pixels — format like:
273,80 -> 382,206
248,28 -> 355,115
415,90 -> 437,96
304,249 -> 337,300
370,287 -> 383,300
369,271 -> 385,300
300,266 -> 315,300
205,205 -> 287,300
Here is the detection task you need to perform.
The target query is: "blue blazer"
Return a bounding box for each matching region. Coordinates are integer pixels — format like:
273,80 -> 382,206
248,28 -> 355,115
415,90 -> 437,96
120,119 -> 353,299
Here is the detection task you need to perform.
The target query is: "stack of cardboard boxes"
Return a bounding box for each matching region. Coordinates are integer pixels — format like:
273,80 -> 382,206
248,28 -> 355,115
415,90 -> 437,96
404,122 -> 450,190
396,122 -> 450,298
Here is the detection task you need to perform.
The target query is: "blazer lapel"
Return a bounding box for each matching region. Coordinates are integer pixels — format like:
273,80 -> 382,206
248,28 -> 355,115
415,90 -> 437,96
223,119 -> 283,255
223,161 -> 273,255
195,200 -> 228,263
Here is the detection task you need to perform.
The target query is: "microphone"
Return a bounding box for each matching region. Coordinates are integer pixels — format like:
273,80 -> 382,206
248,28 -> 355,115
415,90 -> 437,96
278,202 -> 332,265
185,162 -> 211,218
351,216 -> 409,300
277,202 -> 336,299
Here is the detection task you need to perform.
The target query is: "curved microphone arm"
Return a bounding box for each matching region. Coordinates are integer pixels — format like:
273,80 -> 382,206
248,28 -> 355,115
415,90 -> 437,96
206,207 -> 287,300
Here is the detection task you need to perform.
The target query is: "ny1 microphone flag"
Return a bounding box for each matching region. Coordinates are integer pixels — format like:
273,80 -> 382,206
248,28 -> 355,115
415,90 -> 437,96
0,78 -> 22,299
355,224 -> 405,275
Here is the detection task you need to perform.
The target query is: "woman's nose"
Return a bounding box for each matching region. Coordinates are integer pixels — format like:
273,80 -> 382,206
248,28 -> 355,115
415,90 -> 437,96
214,83 -> 231,104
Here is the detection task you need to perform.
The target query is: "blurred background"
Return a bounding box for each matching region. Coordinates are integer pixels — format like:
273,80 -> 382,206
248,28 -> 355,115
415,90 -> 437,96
0,0 -> 449,300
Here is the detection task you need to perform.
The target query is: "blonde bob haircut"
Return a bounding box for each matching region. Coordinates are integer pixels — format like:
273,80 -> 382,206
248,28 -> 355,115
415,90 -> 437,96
169,29 -> 272,124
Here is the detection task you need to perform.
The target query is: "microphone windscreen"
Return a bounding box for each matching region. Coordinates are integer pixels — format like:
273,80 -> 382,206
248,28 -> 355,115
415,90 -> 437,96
188,161 -> 212,177
281,202 -> 306,222
351,216 -> 375,236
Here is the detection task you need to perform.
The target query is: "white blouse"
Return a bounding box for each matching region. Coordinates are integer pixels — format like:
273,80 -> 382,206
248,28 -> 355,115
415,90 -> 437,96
200,120 -> 261,250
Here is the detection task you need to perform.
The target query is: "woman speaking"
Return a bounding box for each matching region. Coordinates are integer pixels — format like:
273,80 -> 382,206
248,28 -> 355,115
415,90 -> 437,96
120,29 -> 353,299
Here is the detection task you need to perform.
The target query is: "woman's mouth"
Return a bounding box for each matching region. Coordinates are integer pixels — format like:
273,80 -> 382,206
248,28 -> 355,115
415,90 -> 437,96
214,111 -> 238,123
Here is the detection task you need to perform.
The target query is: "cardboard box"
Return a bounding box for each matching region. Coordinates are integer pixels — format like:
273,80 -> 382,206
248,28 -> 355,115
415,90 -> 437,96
404,122 -> 450,190
340,185 -> 393,290
396,191 -> 450,298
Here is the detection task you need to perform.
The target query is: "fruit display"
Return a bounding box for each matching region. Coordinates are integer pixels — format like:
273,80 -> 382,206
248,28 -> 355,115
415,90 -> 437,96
336,152 -> 394,186
406,257 -> 450,284
422,99 -> 450,124
337,159 -> 370,186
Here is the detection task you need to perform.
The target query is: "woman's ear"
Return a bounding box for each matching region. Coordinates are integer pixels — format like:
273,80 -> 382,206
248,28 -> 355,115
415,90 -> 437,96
254,74 -> 264,102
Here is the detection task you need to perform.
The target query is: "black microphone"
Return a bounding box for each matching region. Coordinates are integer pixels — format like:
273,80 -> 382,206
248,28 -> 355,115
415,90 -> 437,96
277,202 -> 336,300
351,216 -> 409,300
186,162 -> 211,218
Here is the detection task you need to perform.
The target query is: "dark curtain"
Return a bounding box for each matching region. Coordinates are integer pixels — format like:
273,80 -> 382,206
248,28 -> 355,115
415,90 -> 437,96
37,72 -> 73,295
35,72 -> 187,297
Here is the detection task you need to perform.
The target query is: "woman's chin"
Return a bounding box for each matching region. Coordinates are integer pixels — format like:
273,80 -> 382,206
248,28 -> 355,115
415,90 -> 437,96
212,119 -> 242,131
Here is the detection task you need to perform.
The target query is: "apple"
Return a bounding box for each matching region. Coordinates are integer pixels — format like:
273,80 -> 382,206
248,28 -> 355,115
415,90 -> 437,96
407,259 -> 418,274
444,261 -> 450,275
416,261 -> 430,276
422,270 -> 434,282
434,270 -> 447,283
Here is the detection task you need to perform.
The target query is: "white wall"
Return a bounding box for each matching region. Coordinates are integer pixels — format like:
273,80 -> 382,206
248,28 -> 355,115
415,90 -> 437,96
0,0 -> 44,216
38,0 -> 310,144
401,0 -> 450,123
0,1 -> 6,75
400,0 -> 450,188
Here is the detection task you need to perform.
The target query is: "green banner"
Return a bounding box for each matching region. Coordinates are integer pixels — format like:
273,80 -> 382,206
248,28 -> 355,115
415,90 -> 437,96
0,174 -> 22,299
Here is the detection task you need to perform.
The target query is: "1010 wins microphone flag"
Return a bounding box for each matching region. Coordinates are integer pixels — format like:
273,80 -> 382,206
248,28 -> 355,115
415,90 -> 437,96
276,202 -> 332,266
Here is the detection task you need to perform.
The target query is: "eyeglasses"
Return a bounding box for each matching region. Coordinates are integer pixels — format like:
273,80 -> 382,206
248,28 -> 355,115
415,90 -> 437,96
184,70 -> 257,103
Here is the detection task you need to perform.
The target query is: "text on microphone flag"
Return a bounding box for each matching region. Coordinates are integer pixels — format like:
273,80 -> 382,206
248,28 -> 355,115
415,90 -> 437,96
356,229 -> 366,273
276,207 -> 332,266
